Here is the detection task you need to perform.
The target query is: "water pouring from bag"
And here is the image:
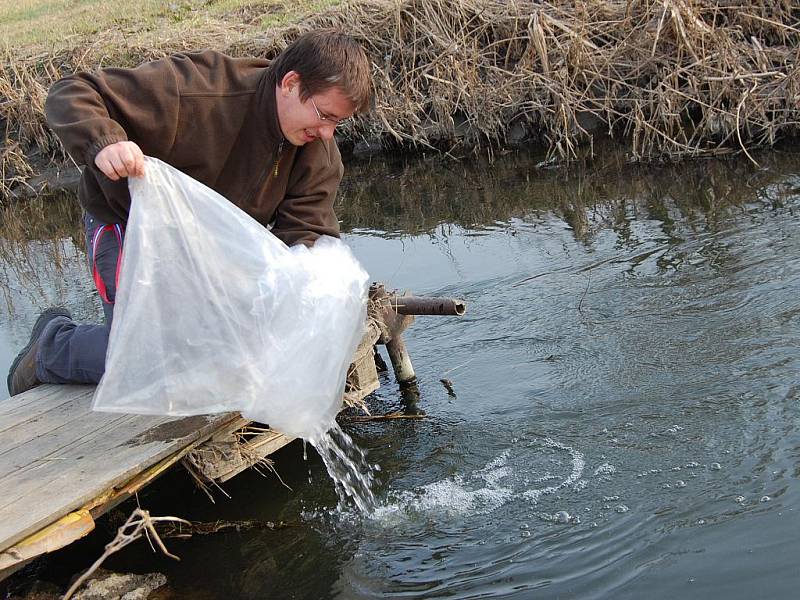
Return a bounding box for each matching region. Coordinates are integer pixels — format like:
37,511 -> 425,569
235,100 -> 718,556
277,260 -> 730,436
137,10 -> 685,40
93,158 -> 380,511
311,425 -> 379,513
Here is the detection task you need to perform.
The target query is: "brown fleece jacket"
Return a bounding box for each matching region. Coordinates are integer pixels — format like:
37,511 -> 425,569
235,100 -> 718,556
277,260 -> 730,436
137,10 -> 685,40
45,51 -> 343,247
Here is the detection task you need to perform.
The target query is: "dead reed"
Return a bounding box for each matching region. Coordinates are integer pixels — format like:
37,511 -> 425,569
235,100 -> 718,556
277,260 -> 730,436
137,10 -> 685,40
2,0 -> 800,200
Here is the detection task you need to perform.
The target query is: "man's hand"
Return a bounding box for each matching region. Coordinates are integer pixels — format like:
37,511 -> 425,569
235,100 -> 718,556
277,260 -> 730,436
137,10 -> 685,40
94,141 -> 145,180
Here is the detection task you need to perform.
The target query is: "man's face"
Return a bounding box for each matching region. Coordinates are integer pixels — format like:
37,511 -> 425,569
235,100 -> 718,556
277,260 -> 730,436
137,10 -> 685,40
275,71 -> 355,146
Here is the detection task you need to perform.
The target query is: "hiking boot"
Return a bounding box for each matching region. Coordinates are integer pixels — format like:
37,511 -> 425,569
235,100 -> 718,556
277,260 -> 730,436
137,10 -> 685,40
7,307 -> 72,397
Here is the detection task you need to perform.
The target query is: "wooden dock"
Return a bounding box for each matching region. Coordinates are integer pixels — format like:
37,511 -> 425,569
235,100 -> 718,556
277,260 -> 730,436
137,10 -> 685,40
0,383 -> 299,580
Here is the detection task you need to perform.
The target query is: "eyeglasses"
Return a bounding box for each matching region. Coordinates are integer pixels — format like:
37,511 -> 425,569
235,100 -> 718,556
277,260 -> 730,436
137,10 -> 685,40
309,96 -> 350,126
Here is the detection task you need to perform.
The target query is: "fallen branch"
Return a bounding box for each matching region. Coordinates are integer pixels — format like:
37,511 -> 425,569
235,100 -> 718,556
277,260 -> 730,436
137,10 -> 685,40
155,519 -> 296,538
342,411 -> 426,422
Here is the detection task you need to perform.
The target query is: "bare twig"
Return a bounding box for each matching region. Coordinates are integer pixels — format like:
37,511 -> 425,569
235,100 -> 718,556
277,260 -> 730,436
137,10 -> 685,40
63,508 -> 188,600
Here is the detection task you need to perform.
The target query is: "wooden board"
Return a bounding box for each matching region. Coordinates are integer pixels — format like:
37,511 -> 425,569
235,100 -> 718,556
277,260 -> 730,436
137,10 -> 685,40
0,384 -> 237,554
184,418 -> 295,483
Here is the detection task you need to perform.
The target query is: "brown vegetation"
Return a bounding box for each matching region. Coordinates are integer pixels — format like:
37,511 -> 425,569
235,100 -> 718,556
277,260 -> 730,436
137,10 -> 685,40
2,0 -> 800,200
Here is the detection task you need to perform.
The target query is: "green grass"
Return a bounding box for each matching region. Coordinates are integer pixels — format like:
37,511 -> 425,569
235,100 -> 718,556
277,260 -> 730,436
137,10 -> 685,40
0,0 -> 340,51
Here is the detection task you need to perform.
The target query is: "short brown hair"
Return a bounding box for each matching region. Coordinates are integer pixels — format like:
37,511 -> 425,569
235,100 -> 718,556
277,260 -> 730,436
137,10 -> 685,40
271,29 -> 373,114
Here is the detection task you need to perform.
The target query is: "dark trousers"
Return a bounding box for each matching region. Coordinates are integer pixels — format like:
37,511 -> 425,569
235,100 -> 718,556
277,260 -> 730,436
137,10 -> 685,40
35,212 -> 123,384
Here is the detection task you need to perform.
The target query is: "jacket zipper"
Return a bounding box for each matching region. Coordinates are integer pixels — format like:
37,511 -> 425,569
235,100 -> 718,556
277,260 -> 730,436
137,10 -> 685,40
272,138 -> 285,177
241,138 -> 285,205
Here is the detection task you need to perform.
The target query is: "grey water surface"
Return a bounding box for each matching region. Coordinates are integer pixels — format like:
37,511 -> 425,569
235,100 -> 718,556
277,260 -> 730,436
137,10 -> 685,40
2,148 -> 799,599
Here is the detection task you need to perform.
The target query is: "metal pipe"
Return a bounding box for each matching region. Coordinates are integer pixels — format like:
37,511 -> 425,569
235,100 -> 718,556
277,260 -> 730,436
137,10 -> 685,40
386,334 -> 416,385
388,296 -> 466,316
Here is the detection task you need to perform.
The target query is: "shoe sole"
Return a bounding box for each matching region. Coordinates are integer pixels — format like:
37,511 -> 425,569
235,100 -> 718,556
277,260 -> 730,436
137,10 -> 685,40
7,307 -> 72,396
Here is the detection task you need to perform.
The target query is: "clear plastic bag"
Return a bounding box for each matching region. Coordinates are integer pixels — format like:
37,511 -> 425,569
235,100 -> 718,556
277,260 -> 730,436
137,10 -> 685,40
92,157 -> 369,442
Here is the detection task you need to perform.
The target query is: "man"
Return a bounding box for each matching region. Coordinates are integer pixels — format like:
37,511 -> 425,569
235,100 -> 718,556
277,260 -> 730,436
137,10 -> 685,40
7,30 -> 373,396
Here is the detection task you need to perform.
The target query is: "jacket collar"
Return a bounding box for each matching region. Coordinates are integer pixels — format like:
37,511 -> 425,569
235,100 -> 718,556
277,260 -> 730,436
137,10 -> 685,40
254,66 -> 284,148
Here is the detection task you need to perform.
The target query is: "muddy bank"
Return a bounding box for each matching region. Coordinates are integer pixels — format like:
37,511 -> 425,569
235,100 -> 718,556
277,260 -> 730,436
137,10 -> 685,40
2,0 -> 800,201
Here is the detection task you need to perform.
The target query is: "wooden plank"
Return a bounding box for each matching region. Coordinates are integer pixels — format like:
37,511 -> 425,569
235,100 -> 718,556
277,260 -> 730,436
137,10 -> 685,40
0,421 -> 234,576
0,384 -> 239,553
187,426 -> 295,483
0,388 -> 97,456
0,411 -> 220,508
0,412 -> 235,552
0,416 -> 174,549
0,509 -> 95,570
0,406 -> 132,479
0,557 -> 34,582
0,385 -> 91,431
219,431 -> 294,482
0,385 -> 66,416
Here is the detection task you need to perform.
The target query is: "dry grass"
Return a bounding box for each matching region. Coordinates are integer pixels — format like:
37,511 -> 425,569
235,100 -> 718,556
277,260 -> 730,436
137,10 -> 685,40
2,0 -> 800,200
0,0 -> 332,48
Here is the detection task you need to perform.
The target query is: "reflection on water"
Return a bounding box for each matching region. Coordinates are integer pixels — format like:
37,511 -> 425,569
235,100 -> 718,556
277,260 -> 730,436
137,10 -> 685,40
0,195 -> 99,397
2,147 -> 800,599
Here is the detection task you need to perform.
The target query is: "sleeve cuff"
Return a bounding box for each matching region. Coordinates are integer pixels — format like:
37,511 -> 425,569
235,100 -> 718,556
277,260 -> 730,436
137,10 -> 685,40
85,135 -> 129,165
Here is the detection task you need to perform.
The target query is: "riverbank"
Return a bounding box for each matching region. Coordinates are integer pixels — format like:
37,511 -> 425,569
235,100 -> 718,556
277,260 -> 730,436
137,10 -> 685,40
2,0 -> 799,200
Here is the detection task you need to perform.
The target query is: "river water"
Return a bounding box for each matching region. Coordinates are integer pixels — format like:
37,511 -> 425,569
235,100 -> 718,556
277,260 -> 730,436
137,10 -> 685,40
2,147 -> 800,599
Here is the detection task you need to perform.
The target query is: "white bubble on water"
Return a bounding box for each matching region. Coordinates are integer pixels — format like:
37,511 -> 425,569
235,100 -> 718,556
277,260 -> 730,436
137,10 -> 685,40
710,462 -> 722,471
372,439 -> 590,526
554,510 -> 571,524
735,495 -> 746,504
371,474 -> 514,522
593,463 -> 617,476
571,479 -> 588,491
474,464 -> 513,487
479,449 -> 511,472
675,480 -> 686,488
615,505 -> 630,513
685,461 -> 700,468
369,449 -> 522,523
760,495 -> 771,503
